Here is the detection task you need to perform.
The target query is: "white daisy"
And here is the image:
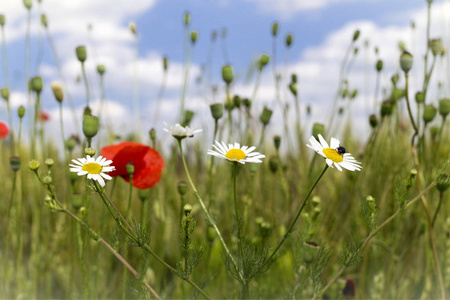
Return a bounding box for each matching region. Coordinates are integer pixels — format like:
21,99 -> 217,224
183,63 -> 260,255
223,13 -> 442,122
69,155 -> 115,187
163,122 -> 202,139
307,134 -> 362,172
207,141 -> 265,164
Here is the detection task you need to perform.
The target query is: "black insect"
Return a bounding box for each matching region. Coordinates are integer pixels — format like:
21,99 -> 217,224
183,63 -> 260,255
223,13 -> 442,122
336,146 -> 347,155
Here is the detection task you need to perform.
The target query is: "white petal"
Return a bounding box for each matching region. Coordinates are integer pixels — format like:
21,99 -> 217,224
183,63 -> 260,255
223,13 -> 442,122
330,137 -> 340,149
335,163 -> 343,172
318,134 -> 329,148
325,159 -> 334,168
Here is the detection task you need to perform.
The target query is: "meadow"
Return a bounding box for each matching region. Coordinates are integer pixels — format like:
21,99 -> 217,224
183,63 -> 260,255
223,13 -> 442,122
0,0 -> 449,299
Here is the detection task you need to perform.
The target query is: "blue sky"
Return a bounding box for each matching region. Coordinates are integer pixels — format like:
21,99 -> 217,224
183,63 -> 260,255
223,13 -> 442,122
0,0 -> 448,142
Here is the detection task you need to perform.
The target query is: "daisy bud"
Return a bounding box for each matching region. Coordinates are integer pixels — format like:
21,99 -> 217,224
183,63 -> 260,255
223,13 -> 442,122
233,95 -> 241,108
436,173 -> 449,192
190,30 -> 198,44
285,33 -> 293,47
369,114 -> 378,128
243,98 -> 251,110
29,160 -> 40,171
82,115 -> 99,139
438,98 -> 450,118
66,138 -> 76,152
222,65 -> 234,85
71,194 -> 83,210
260,106 -> 273,125
273,135 -> 281,150
312,123 -> 325,139
9,156 -> 21,172
178,181 -> 188,196
97,64 -> 106,75
18,106 -> 25,118
376,59 -> 383,72
415,91 -> 425,104
312,196 -> 321,206
423,104 -> 437,124
40,14 -> 48,28
23,0 -> 32,9
381,99 -> 394,117
391,74 -> 399,86
51,82 -> 64,103
45,158 -> 54,168
271,21 -> 279,37
289,82 -> 297,96
429,38 -> 442,56
30,76 -> 43,93
399,51 -> 413,74
84,148 -> 96,156
76,46 -> 87,63
43,176 -> 52,185
163,56 -> 168,71
0,15 -> 5,26
138,189 -> 151,202
352,29 -> 360,42
257,54 -> 270,71
1,87 -> 9,101
269,156 -> 279,174
129,22 -> 137,36
182,110 -> 194,126
183,203 -> 192,216
183,11 -> 191,27
210,103 -> 224,120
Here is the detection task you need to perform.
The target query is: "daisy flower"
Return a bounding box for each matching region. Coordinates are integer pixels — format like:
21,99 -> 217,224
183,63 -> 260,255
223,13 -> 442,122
207,141 -> 265,164
69,155 -> 115,187
164,122 -> 202,139
307,134 -> 362,172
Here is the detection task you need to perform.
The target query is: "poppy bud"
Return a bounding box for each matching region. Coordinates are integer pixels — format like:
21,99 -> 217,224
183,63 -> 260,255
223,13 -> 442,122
415,91 -> 425,104
163,56 -> 168,71
429,38 -> 442,56
289,82 -> 297,96
398,41 -> 406,52
436,173 -> 449,192
129,22 -> 137,36
381,99 -> 394,117
351,89 -> 358,99
291,73 -> 297,83
312,123 -> 325,139
306,105 -> 311,115
233,95 -> 241,108
211,30 -> 217,41
183,203 -> 192,216
210,103 -> 223,120
438,98 -> 450,118
1,87 -> 9,101
10,156 -> 21,172
423,104 -> 437,124
352,30 -> 360,42
269,156 -> 279,174
369,114 -> 378,128
257,54 -> 270,71
242,98 -> 251,110
0,15 -> 5,26
29,160 -> 40,171
51,82 -> 64,103
149,128 -> 156,141
40,14 -> 48,28
376,59 -> 383,72
391,88 -> 405,102
273,135 -> 281,150
222,65 -> 234,85
271,21 -> 279,37
18,106 -> 25,118
30,76 -> 43,93
190,31 -> 198,44
285,33 -> 293,47
260,106 -> 273,125
338,107 -> 344,115
399,51 -> 413,74
391,74 -> 399,86
182,110 -> 194,126
76,46 -> 87,63
126,162 -> 135,176
178,181 -> 188,196
66,138 -> 76,152
183,12 -> 191,27
224,97 -> 234,111
97,64 -> 106,75
82,115 -> 99,139
23,0 -> 32,9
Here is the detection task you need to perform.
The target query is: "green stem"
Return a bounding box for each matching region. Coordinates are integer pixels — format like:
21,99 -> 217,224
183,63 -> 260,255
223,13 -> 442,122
404,73 -> 418,146
81,62 -> 90,107
431,191 -> 444,228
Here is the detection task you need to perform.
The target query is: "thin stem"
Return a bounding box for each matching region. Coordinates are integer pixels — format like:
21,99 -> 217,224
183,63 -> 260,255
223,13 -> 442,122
431,191 -> 444,228
404,73 -> 418,146
81,62 -> 90,107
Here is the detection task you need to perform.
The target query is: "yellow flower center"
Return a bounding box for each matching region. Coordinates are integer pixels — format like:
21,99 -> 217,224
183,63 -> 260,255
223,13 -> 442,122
82,162 -> 102,174
323,148 -> 343,163
225,149 -> 246,161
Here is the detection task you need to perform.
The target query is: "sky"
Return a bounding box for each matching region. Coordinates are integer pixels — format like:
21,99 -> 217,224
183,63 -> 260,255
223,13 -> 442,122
0,0 -> 449,146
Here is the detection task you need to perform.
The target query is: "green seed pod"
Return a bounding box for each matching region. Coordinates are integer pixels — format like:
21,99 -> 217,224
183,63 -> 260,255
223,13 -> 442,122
30,76 -> 43,93
391,88 -> 405,102
338,107 -> 344,115
190,30 -> 198,44
271,21 -> 279,37
97,64 -> 106,75
273,135 -> 281,150
291,73 -> 297,83
82,115 -> 100,139
182,110 -> 194,126
222,65 -> 234,85
415,91 -> 425,104
183,203 -> 192,216
289,82 -> 297,96
423,104 -> 437,124
436,173 -> 449,192
163,56 -> 168,71
312,123 -> 325,139
40,14 -> 48,28
391,74 -> 399,86
1,87 -> 9,101
0,15 -> 5,26
178,181 -> 188,196
381,99 -> 394,117
18,106 -> 25,118
23,0 -> 32,10
76,46 -> 87,63
341,88 -> 348,98
224,97 -> 234,111
233,95 -> 241,108
242,98 -> 251,110
369,114 -> 378,128
149,128 -> 156,141
398,41 -> 406,52
353,47 -> 359,56
260,106 -> 273,125
429,38 -> 442,56
129,22 -> 137,36
210,103 -> 223,120
352,29 -> 360,42
257,54 -> 270,71
399,51 -> 413,74
376,59 -> 383,72
66,138 -> 76,151
28,160 -> 40,171
51,82 -> 64,103
9,156 -> 21,172
285,33 -> 293,47
306,105 -> 311,115
438,98 -> 450,118
351,89 -> 358,99
183,12 -> 191,27
126,162 -> 135,176
84,148 -> 96,156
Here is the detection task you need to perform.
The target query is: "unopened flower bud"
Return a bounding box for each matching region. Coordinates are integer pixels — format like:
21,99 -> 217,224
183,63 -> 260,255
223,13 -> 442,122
178,181 -> 188,196
129,22 -> 137,36
222,65 -> 234,85
23,0 -> 32,10
391,74 -> 399,86
29,160 -> 40,171
351,89 -> 358,99
183,203 -> 192,216
10,156 -> 21,172
126,162 -> 135,176
30,76 -> 43,93
242,98 -> 251,110
138,189 -> 151,202
415,91 -> 425,104
381,99 -> 394,117
260,106 -> 273,125
269,156 -> 279,174
423,104 -> 437,124
163,56 -> 168,71
76,46 -> 87,63
45,158 -> 54,168
149,128 -> 156,141
210,103 -> 223,120
285,33 -> 293,47
51,82 -> 64,103
182,110 -> 194,126
289,82 -> 297,96
436,173 -> 449,192
1,87 -> 9,101
312,123 -> 325,139
257,54 -> 270,71
429,38 -> 442,56
183,12 -> 191,27
40,14 -> 48,28
271,21 -> 279,37
232,95 -> 241,108
82,115 -> 99,139
273,135 -> 281,150
0,15 -> 5,26
190,31 -> 198,44
438,98 -> 450,118
97,64 -> 106,75
71,194 -> 83,210
43,176 -> 52,185
399,51 -> 413,74
84,148 -> 96,156
352,29 -> 360,42
376,59 -> 383,72
18,106 -> 25,118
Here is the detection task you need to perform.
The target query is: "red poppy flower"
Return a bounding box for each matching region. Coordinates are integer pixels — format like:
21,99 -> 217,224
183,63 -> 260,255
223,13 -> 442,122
101,141 -> 164,189
37,111 -> 50,122
0,121 -> 9,139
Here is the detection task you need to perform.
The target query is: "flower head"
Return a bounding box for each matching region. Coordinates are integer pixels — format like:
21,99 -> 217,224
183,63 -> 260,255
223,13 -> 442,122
69,155 -> 115,187
207,141 -> 265,164
307,134 -> 362,172
101,142 -> 164,189
0,121 -> 9,139
164,122 -> 202,140
37,111 -> 50,122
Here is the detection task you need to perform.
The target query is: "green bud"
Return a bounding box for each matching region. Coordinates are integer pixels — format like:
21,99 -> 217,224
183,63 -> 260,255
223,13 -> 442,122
369,114 -> 378,128
376,59 -> 383,72
271,21 -> 279,37
222,65 -> 234,85
183,203 -> 192,216
66,138 -> 76,151
306,105 -> 311,115
391,74 -> 399,86
233,95 -> 241,108
190,30 -> 198,44
0,15 -> 5,26
350,89 -> 358,99
23,0 -> 32,9
423,104 -> 437,124
438,98 -> 450,118
242,98 -> 251,110
28,160 -> 40,171
210,103 -> 224,120
138,189 -> 151,202
182,110 -> 194,126
257,54 -> 270,71
399,51 -> 413,74
415,91 -> 425,104
30,76 -> 43,93
84,148 -> 96,156
291,73 -> 297,83
18,106 -> 25,118
312,123 -> 325,139
9,156 -> 21,172
289,82 -> 297,96
269,156 -> 278,174
40,14 -> 48,28
163,56 -> 168,71
43,176 -> 52,185
352,29 -> 360,42
183,12 -> 191,27
436,173 -> 449,192
82,115 -> 99,139
71,194 -> 83,210
76,46 -> 87,63
211,30 -> 217,41
178,181 -> 188,196
224,96 -> 234,111
398,41 -> 406,52
45,158 -> 54,168
285,33 -> 293,47
126,162 -> 135,175
260,106 -> 273,125
312,196 -> 321,206
97,64 -> 106,75
51,82 -> 64,103
1,87 -> 9,101
338,107 -> 344,115
341,88 -> 348,98
429,38 -> 443,56
391,88 -> 405,102
273,135 -> 281,150
129,22 -> 137,36
149,128 -> 156,141
381,99 -> 394,117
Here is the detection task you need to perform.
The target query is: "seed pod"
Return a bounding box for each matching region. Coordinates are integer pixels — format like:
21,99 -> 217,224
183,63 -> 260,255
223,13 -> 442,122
178,181 -> 188,196
23,0 -> 32,10
40,14 -> 48,28
438,98 -> 450,118
76,46 -> 87,63
289,82 -> 297,96
129,22 -> 137,36
391,74 -> 399,86
269,156 -> 279,174
30,76 -> 43,93
222,65 -> 234,85
66,138 -> 76,151
257,54 -> 270,71
352,29 -> 360,42
1,87 -> 9,101
210,103 -> 223,120
369,114 -> 378,128
260,106 -> 273,125
381,99 -> 394,117
149,128 -> 156,141
415,91 -> 425,103
273,135 -> 281,150
82,115 -> 99,139
376,59 -> 383,72
182,110 -> 194,126
271,21 -> 279,37
436,173 -> 449,192
423,104 -> 437,124
0,15 -> 5,26
126,162 -> 135,175
190,30 -> 198,44
312,123 -> 325,139
18,106 -> 25,118
429,38 -> 442,56
242,98 -> 251,110
291,73 -> 297,83
9,156 -> 21,172
163,56 -> 168,71
233,95 -> 241,108
399,51 -> 413,74
285,33 -> 293,47
183,12 -> 191,27
51,82 -> 64,103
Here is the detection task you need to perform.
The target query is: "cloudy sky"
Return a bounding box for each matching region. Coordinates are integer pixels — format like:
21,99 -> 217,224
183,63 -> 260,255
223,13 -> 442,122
0,0 -> 449,144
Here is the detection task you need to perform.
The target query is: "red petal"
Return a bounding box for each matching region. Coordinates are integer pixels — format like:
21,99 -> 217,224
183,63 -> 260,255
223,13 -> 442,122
0,121 -> 9,139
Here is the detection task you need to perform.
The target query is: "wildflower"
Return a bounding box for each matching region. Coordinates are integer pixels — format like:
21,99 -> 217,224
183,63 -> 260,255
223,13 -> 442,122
101,142 -> 164,189
163,123 -> 202,140
37,111 -> 50,122
207,141 -> 265,164
307,134 -> 362,171
0,121 -> 9,138
69,155 -> 115,187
